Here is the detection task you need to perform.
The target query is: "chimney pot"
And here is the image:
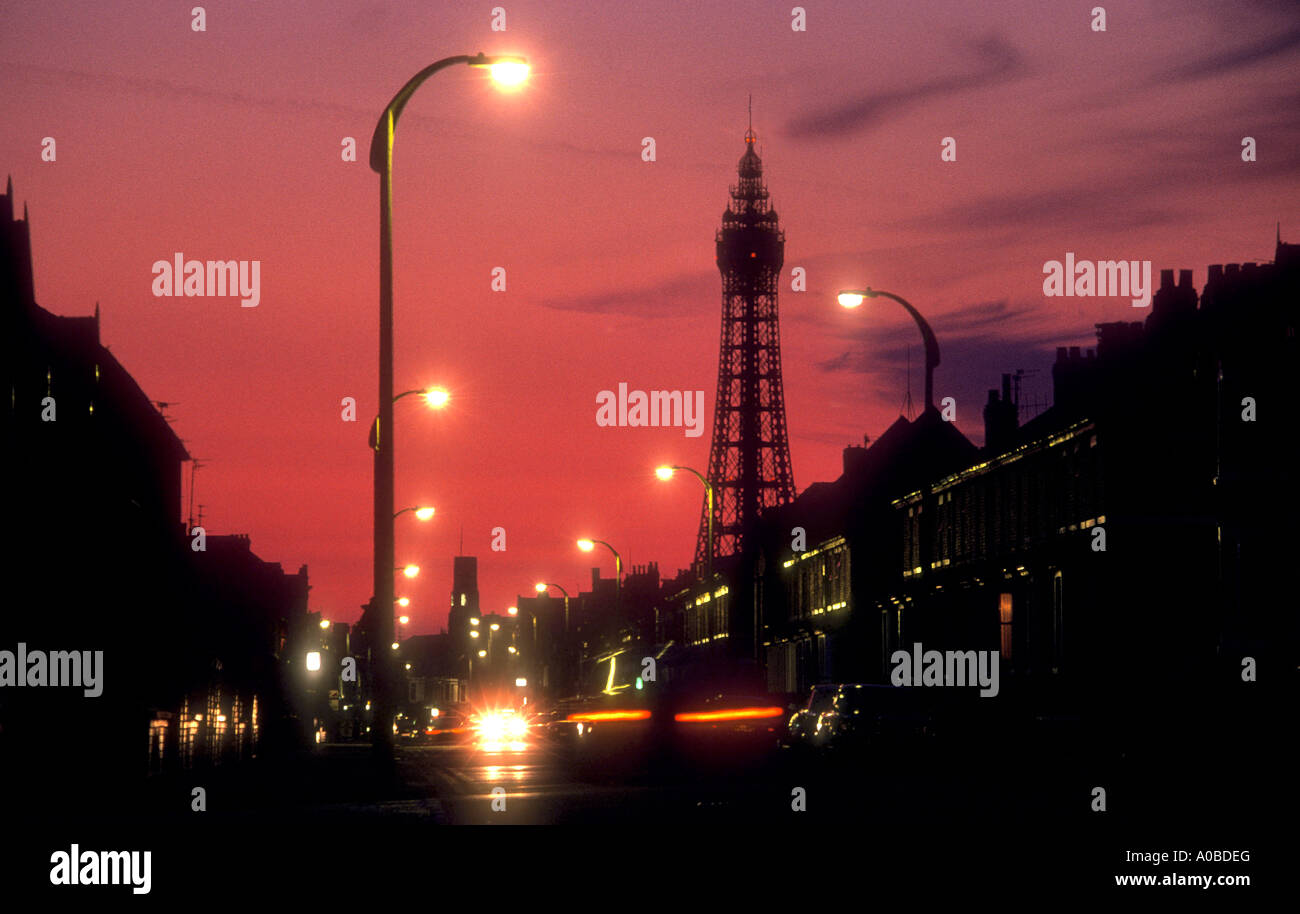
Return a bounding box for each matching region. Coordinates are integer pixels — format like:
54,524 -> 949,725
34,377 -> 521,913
1160,269 -> 1175,289
1178,269 -> 1192,288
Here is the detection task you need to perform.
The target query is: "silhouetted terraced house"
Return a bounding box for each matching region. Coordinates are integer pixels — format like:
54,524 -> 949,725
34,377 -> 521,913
1,180 -> 309,799
754,409 -> 978,696
885,238 -> 1298,720
3,179 -> 192,793
178,534 -> 310,764
651,551 -> 755,691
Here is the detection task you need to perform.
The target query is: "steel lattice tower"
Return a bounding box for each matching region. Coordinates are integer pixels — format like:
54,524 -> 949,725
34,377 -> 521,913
696,125 -> 796,566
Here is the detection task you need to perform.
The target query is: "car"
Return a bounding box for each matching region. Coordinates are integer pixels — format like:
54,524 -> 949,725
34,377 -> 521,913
423,709 -> 471,744
785,684 -> 840,749
394,712 -> 426,742
668,691 -> 787,768
467,706 -> 535,752
812,683 -> 935,754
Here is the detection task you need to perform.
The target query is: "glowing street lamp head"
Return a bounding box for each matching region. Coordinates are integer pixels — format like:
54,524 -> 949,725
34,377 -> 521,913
306,651 -> 322,671
838,291 -> 867,309
469,617 -> 480,626
469,630 -> 480,638
424,387 -> 450,409
487,61 -> 530,89
414,506 -> 436,521
391,642 -> 400,650
507,645 -> 517,654
577,539 -> 595,552
490,623 -> 500,631
477,650 -> 487,658
655,466 -> 675,481
397,596 -> 410,607
398,615 -> 410,625
535,582 -> 547,593
507,605 -> 518,616
319,618 -> 330,630
403,564 -> 420,578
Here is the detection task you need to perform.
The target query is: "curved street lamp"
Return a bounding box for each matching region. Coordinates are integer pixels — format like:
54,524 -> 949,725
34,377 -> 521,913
535,581 -> 570,633
655,465 -> 714,582
394,505 -> 436,521
577,538 -> 622,611
368,52 -> 529,757
837,288 -> 941,415
371,388 -> 450,452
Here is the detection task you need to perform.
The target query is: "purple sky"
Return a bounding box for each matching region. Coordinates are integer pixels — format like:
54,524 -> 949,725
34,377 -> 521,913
3,0 -> 1297,633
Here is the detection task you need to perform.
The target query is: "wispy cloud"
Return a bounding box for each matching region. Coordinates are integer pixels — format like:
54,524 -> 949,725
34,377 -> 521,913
784,34 -> 1029,139
1152,24 -> 1300,84
536,271 -> 713,318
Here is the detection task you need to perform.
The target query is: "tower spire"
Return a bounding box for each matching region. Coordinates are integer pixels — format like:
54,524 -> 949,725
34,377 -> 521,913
696,118 -> 795,567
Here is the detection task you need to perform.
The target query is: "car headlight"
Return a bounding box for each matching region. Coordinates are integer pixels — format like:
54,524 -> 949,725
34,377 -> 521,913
478,714 -> 506,742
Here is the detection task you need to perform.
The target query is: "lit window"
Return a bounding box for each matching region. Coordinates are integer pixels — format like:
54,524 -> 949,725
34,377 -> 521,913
999,593 -> 1013,660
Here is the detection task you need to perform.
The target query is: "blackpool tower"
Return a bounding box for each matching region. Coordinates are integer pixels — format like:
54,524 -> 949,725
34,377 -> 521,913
696,121 -> 796,568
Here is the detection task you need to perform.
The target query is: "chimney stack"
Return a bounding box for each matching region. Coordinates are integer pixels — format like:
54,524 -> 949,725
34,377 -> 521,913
984,372 -> 1019,453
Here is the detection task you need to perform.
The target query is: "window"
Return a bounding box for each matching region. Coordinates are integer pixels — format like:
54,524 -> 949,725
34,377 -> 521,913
999,593 -> 1013,660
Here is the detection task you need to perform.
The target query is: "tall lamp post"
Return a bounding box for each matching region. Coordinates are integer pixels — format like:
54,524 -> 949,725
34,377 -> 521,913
837,288 -> 941,415
655,465 -> 714,583
368,52 -> 529,758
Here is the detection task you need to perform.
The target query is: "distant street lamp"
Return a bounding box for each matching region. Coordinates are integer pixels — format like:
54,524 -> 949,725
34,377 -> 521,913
655,465 -> 714,582
577,539 -> 622,611
401,564 -> 420,579
535,582 -> 570,632
837,287 -> 941,414
368,51 -> 530,757
394,505 -> 436,521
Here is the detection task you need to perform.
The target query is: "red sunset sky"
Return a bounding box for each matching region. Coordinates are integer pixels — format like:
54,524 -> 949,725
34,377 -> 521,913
3,0 -> 1297,634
